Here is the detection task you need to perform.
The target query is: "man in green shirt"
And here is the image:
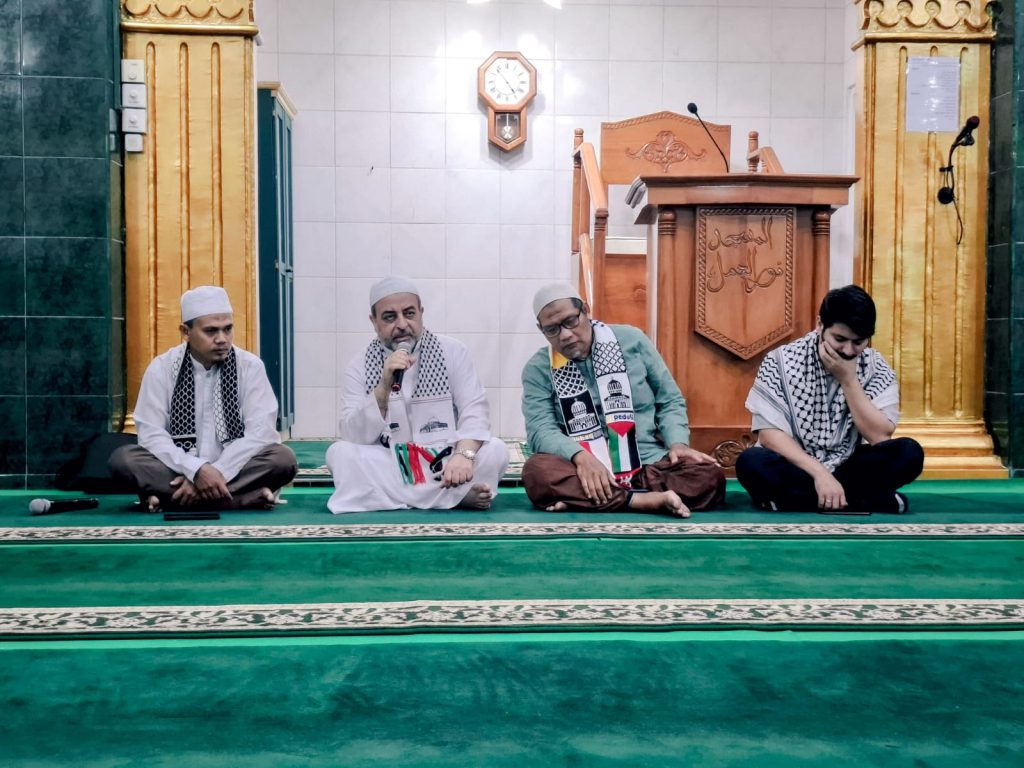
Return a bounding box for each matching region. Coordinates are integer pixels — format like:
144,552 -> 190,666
521,283 -> 725,517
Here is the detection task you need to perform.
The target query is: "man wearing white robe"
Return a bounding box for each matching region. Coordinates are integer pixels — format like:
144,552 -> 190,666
326,276 -> 508,513
110,286 -> 297,511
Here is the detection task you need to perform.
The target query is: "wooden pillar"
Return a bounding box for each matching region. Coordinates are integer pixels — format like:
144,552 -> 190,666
120,0 -> 258,425
654,209 -> 678,368
853,0 -> 1006,477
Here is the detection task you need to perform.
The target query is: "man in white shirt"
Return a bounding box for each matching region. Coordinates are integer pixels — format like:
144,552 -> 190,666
326,276 -> 508,513
109,286 -> 297,511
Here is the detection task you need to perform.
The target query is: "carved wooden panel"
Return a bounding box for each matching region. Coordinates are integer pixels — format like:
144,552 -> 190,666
599,111 -> 731,185
694,206 -> 795,360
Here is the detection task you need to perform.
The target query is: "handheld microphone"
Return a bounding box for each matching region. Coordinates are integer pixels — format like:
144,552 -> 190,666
390,340 -> 414,393
952,115 -> 980,147
687,102 -> 730,173
29,497 -> 100,516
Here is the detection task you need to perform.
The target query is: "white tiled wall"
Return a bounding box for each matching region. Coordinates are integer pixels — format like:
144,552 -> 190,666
256,0 -> 860,439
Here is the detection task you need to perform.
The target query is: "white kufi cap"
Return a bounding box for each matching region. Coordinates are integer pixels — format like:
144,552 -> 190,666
369,275 -> 420,308
181,285 -> 233,323
533,281 -> 583,317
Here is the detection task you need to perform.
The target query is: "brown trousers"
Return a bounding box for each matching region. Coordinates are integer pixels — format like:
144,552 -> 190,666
108,443 -> 298,509
522,452 -> 726,512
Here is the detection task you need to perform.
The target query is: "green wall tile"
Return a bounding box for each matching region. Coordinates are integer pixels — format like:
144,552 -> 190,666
0,237 -> 24,315
110,239 -> 124,318
0,0 -> 20,75
27,395 -> 109,474
0,157 -> 25,236
26,317 -> 108,396
990,93 -> 1013,175
109,158 -> 123,242
21,0 -> 110,78
25,237 -> 109,317
986,317 -> 1010,394
0,77 -> 22,154
0,475 -> 27,489
1013,241 -> 1024,317
23,77 -> 109,158
989,169 -> 1012,248
110,317 -> 124,397
24,158 -> 107,238
0,317 -> 25,396
0,396 -> 26,474
986,243 -> 1010,320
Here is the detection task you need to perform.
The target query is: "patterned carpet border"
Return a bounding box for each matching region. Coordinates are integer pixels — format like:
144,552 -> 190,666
3,521 -> 1024,543
2,599 -> 1023,637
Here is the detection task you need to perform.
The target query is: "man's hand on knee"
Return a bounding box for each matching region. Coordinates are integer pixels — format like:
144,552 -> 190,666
441,454 -> 474,488
668,443 -> 718,465
170,475 -> 200,506
193,464 -> 232,502
572,450 -> 615,504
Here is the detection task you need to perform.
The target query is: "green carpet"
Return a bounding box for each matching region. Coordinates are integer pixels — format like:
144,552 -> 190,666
1,480 -> 1021,765
1,632 -> 1022,767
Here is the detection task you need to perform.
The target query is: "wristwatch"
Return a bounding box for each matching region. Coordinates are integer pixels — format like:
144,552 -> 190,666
456,448 -> 477,461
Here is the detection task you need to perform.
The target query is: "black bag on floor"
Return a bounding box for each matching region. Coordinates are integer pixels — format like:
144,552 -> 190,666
55,432 -> 138,494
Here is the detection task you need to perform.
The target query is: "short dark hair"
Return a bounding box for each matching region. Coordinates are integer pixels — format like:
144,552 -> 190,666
819,285 -> 876,338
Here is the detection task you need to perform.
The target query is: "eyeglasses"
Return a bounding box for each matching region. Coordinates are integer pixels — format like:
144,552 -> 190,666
540,310 -> 584,338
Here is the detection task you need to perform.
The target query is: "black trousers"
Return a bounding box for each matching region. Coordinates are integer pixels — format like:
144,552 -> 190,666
735,437 -> 924,512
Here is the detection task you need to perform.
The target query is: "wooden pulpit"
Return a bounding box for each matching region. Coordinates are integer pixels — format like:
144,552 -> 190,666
632,172 -> 857,467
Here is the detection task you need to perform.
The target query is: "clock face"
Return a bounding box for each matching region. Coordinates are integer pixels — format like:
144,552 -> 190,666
484,57 -> 532,107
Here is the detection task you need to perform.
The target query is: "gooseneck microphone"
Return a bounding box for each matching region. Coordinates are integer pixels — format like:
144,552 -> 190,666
687,102 -> 730,173
938,115 -> 981,208
29,498 -> 100,516
952,115 -> 980,148
390,340 -> 414,393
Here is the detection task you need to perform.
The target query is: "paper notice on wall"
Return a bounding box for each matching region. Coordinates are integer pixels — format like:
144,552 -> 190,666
905,57 -> 960,133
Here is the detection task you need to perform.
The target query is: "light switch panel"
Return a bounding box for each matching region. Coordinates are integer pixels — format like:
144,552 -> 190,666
125,134 -> 144,153
121,59 -> 145,83
122,108 -> 148,134
122,83 -> 147,108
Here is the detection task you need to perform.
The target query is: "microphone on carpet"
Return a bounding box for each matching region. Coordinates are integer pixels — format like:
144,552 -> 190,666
390,340 -> 415,393
29,497 -> 100,516
687,102 -> 730,173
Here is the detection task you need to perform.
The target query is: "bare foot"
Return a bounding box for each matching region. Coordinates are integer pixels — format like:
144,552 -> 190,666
628,490 -> 690,518
457,483 -> 494,510
545,501 -> 568,511
146,495 -> 162,513
232,487 -> 278,510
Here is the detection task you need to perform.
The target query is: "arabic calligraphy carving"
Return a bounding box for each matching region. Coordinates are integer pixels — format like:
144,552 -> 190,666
625,130 -> 707,172
706,216 -> 784,293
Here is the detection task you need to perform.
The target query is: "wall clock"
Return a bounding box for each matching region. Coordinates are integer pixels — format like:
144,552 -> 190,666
477,51 -> 537,151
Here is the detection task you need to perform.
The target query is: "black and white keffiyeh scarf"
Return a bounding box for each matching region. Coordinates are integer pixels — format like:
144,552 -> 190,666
363,330 -> 451,401
169,345 -> 245,455
746,331 -> 898,470
363,331 -> 457,482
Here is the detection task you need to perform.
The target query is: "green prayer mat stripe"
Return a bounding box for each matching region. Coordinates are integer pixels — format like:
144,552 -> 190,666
3,598 -> 1023,638
3,520 -> 1024,543
1,633 -> 1021,766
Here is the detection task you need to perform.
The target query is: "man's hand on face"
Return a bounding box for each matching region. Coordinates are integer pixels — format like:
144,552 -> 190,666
818,335 -> 858,384
441,454 -> 474,488
192,463 -> 232,502
572,449 -> 616,505
667,443 -> 719,465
